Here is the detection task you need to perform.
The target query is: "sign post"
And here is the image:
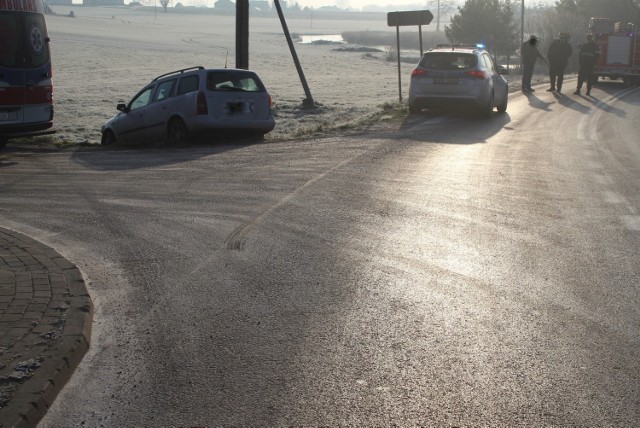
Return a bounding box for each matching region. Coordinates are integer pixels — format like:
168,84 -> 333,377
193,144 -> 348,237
387,10 -> 433,102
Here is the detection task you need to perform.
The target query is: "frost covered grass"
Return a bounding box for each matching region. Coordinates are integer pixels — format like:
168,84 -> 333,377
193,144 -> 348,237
11,6 -> 551,149
37,6 -> 405,147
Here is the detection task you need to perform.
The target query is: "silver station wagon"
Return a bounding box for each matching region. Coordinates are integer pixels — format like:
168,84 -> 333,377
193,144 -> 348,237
408,45 -> 509,118
101,66 -> 275,145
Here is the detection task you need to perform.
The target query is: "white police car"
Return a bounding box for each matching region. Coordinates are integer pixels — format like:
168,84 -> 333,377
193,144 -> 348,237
408,45 -> 509,118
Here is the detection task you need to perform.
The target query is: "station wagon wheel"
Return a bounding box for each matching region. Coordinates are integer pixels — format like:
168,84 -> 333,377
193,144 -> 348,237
101,130 -> 116,146
168,118 -> 189,145
409,103 -> 421,114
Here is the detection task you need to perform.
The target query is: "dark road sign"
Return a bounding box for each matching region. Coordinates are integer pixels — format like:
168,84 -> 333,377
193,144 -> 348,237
387,10 -> 434,102
387,10 -> 434,27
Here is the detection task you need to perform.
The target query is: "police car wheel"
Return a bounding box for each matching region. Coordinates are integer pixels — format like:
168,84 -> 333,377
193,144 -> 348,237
481,92 -> 494,119
497,92 -> 508,113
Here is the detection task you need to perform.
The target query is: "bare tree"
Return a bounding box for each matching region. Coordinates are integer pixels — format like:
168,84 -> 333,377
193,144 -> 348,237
160,0 -> 170,12
557,0 -> 640,24
426,0 -> 458,32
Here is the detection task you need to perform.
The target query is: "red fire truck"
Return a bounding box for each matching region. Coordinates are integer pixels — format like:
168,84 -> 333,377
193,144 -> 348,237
589,17 -> 640,86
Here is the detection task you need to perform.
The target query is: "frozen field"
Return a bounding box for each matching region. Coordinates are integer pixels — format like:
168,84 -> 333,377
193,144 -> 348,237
46,5 -> 407,145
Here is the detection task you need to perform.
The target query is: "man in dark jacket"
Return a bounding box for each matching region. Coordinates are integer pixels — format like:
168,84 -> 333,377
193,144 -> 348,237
574,34 -> 599,96
547,32 -> 572,93
521,35 -> 546,93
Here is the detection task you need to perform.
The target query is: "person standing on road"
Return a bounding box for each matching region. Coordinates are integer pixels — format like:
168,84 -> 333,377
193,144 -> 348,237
521,35 -> 546,93
547,32 -> 572,93
574,34 -> 599,96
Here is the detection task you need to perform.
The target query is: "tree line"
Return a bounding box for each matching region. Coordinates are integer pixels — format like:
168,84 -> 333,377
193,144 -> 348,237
444,0 -> 640,62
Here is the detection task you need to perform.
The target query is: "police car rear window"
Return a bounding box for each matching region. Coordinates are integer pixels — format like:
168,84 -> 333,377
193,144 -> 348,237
420,52 -> 478,70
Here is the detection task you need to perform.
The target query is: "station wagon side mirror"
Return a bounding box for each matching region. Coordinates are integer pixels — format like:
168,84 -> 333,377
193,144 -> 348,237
498,65 -> 509,75
116,103 -> 127,112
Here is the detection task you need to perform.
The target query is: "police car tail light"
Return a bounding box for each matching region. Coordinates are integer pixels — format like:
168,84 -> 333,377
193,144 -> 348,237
465,70 -> 487,79
196,91 -> 208,115
411,69 -> 428,77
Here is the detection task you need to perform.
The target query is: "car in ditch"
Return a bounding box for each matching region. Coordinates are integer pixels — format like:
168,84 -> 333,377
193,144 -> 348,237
101,66 -> 275,145
408,45 -> 509,118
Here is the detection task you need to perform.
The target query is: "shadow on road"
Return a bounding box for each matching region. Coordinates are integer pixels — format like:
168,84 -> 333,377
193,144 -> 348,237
69,136 -> 264,171
592,80 -> 639,112
396,109 -> 512,145
524,92 -> 553,111
551,92 -> 593,114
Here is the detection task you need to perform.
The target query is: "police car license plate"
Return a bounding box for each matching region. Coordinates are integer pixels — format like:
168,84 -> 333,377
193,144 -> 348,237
0,111 -> 18,121
434,77 -> 459,84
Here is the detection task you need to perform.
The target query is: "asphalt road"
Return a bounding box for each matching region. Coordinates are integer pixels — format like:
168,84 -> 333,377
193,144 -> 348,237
2,82 -> 639,425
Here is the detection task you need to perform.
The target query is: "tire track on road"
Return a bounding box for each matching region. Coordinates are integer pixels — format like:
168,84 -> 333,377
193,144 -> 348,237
577,85 -> 640,231
224,157 -> 355,250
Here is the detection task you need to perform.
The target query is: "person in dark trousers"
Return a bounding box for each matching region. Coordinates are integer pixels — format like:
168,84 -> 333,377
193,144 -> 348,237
521,35 -> 546,93
574,34 -> 599,96
547,32 -> 572,93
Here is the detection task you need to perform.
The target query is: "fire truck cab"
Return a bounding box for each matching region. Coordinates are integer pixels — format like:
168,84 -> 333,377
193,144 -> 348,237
589,17 -> 640,86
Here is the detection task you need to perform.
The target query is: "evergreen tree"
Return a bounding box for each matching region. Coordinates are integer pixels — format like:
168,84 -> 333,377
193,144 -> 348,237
445,0 -> 519,57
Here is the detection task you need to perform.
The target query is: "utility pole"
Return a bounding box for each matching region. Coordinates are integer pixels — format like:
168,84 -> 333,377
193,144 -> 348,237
236,0 -> 249,69
428,0 -> 442,32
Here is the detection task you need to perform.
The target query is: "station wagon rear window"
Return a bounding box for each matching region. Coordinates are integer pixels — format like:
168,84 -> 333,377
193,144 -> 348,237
420,53 -> 478,70
207,71 -> 265,92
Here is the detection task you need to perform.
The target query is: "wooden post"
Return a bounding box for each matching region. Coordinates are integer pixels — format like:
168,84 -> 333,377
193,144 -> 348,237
396,25 -> 402,102
236,0 -> 249,69
273,0 -> 315,106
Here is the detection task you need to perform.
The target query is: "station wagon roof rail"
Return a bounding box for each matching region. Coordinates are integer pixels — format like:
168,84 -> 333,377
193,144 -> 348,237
152,66 -> 205,81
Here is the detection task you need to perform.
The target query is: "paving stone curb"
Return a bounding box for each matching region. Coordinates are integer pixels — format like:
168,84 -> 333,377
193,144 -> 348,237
0,228 -> 93,428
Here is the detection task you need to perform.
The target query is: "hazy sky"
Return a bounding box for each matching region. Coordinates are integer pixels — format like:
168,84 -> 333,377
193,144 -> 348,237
150,0 -> 554,12
296,1 -> 449,10
292,0 -> 553,11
